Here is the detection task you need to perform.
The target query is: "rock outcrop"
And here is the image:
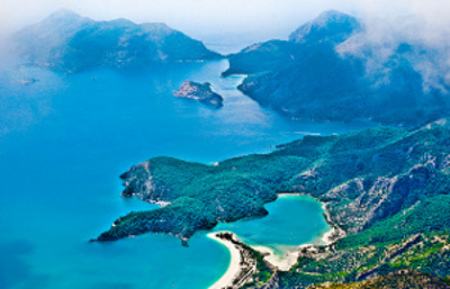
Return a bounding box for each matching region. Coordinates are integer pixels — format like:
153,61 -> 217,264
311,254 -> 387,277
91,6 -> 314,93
174,81 -> 224,108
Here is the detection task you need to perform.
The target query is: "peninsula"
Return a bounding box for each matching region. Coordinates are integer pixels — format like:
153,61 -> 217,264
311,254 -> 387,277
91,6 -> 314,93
223,10 -> 450,126
94,118 -> 450,288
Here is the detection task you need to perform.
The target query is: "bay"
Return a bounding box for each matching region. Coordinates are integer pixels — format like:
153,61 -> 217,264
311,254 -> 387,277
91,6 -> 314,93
0,59 -> 371,289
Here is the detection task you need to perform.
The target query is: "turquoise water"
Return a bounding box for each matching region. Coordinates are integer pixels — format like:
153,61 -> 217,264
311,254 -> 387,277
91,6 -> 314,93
0,59 -> 371,289
215,195 -> 329,256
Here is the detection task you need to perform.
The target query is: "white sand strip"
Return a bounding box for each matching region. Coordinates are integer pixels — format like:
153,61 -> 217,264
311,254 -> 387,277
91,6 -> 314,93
207,232 -> 242,289
251,245 -> 299,271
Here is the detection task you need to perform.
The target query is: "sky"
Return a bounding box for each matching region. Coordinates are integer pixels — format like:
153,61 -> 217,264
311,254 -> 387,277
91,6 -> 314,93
1,0 -> 449,49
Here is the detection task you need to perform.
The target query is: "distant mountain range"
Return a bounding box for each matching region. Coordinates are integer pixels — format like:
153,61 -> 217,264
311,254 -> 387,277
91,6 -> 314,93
224,10 -> 450,126
13,9 -> 221,72
13,10 -> 450,125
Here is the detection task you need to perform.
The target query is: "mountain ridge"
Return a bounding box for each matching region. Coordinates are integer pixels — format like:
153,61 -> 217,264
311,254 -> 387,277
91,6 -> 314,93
13,9 -> 222,72
289,10 -> 362,44
224,10 -> 450,126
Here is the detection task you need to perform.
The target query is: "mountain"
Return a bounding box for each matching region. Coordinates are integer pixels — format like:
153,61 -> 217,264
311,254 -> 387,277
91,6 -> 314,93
223,10 -> 361,76
224,10 -> 450,126
13,9 -> 221,72
221,40 -> 298,77
288,10 -> 362,44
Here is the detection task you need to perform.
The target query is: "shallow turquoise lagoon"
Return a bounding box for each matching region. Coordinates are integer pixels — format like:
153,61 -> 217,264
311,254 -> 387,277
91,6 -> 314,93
214,195 -> 330,256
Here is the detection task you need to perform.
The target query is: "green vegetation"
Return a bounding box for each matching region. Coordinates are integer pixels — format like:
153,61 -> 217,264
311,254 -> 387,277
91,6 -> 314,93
310,270 -> 449,289
225,11 -> 450,126
14,10 -> 221,72
95,118 -> 450,288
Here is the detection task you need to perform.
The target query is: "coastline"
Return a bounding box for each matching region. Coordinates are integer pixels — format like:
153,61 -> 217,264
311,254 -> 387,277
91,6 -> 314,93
250,244 -> 299,271
206,194 -> 346,288
278,193 -> 345,245
249,204 -> 338,272
207,232 -> 244,289
320,202 -> 346,244
143,199 -> 171,207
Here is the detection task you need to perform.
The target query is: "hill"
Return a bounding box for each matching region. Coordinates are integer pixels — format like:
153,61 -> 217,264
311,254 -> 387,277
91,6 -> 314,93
14,9 -> 221,72
93,118 -> 450,288
223,10 -> 450,126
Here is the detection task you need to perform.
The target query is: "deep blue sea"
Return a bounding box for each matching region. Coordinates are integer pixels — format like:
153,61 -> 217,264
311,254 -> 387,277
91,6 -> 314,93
0,59 -> 371,289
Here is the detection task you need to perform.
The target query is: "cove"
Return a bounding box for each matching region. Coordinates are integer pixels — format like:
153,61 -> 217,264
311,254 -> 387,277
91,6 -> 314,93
213,195 -> 331,271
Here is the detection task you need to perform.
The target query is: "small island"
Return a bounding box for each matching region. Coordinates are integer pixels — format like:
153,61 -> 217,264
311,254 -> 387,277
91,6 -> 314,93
174,81 -> 224,108
19,78 -> 38,85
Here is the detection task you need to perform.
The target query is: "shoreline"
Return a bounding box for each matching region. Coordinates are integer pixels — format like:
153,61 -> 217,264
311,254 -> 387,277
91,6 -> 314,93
249,209 -> 338,272
207,193 -> 345,288
250,222 -> 338,272
207,193 -> 346,289
250,244 -> 299,271
320,202 -> 346,244
207,232 -> 244,289
278,193 -> 345,245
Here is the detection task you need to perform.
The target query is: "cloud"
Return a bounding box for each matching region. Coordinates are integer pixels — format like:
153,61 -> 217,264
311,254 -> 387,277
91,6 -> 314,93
333,1 -> 450,98
1,0 -> 448,51
351,0 -> 450,44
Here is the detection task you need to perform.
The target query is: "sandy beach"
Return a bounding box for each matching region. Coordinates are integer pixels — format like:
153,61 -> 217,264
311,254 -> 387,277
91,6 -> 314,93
251,223 -> 336,271
248,198 -> 340,272
207,232 -> 243,289
251,245 -> 300,271
320,227 -> 336,244
250,223 -> 336,272
207,195 -> 344,289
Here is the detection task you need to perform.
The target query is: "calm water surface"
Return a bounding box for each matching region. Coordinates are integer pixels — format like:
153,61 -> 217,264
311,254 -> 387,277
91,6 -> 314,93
0,59 -> 371,289
215,195 -> 330,256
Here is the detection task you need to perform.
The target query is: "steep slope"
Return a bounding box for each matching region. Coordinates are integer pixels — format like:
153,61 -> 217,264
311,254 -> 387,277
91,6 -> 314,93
93,117 -> 450,266
14,9 -> 221,72
288,10 -> 362,45
311,270 -> 450,289
93,118 -> 450,286
222,40 -> 299,76
224,10 -> 450,126
13,9 -> 94,64
224,10 -> 361,76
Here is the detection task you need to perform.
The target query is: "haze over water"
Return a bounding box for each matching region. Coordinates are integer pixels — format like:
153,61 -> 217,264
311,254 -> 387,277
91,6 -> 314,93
0,59 -> 371,289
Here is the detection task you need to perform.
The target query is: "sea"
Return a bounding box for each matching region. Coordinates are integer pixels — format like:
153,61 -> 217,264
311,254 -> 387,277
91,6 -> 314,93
0,57 -> 371,289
